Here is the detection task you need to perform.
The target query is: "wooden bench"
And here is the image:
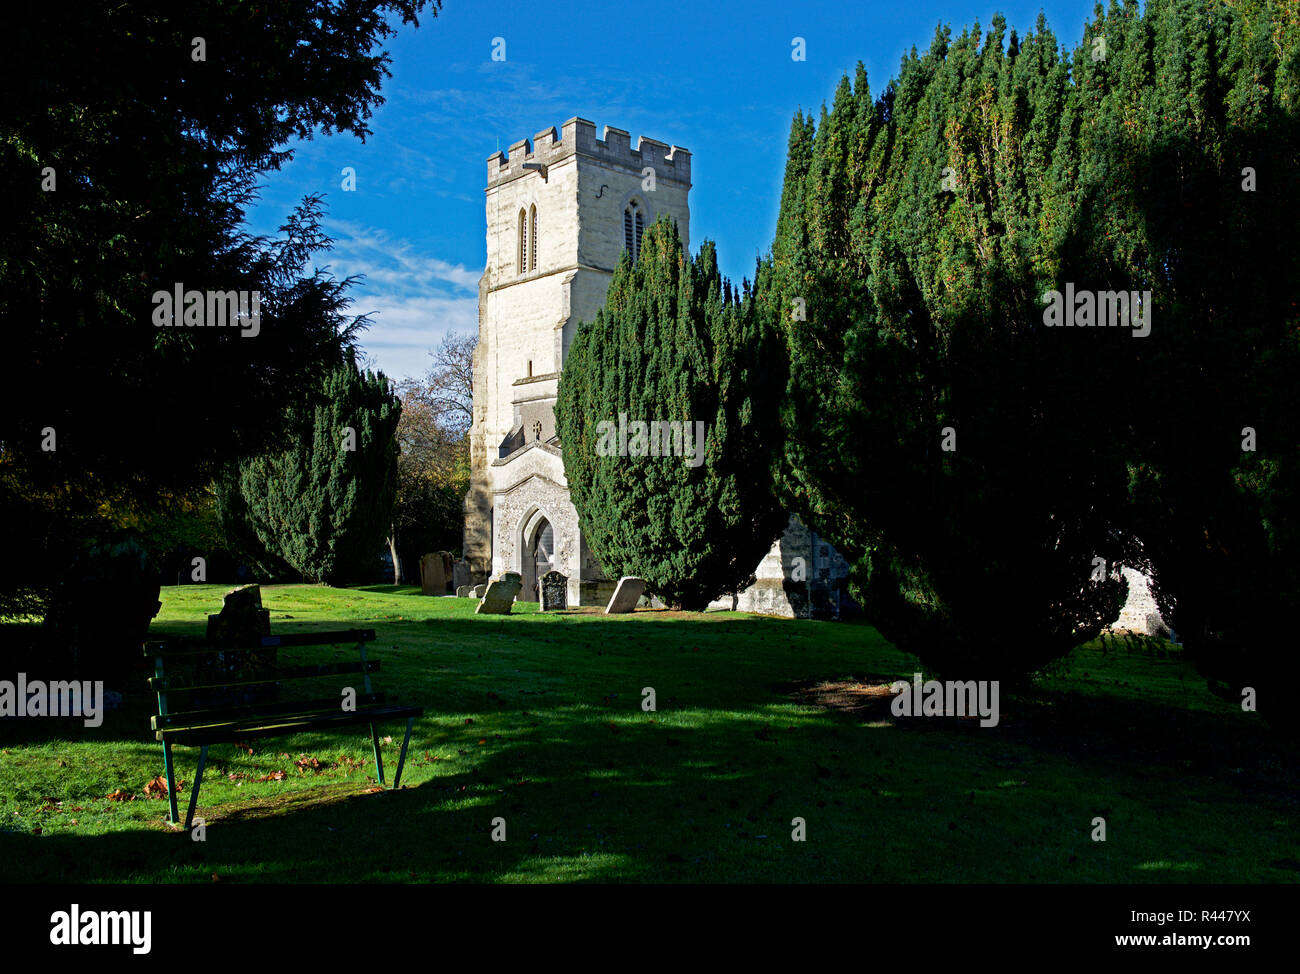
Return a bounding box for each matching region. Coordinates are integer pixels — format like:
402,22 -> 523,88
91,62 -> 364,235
144,629 -> 422,828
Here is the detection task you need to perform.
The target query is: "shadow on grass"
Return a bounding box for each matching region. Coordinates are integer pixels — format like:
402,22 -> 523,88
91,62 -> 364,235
3,609 -> 1298,882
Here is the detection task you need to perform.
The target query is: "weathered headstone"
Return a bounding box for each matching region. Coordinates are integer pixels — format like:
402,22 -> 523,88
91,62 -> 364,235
419,553 -> 446,596
476,572 -> 522,614
439,551 -> 455,586
540,570 -> 568,612
472,584 -> 487,599
456,585 -> 473,598
206,584 -> 271,643
202,584 -> 274,707
604,576 -> 646,615
452,559 -> 472,592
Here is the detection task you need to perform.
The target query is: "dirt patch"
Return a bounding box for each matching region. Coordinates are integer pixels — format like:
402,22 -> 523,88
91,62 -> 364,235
786,678 -> 901,720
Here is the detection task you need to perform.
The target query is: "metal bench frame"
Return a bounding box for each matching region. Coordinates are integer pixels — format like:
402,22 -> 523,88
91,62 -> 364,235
145,629 -> 421,829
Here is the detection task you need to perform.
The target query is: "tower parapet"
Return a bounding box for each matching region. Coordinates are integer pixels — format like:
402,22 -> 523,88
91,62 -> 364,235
487,117 -> 690,188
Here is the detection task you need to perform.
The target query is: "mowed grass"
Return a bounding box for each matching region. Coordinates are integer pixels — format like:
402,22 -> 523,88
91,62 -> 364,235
0,583 -> 1296,883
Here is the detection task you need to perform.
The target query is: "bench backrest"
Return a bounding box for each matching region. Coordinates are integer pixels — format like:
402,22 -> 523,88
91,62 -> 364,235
144,629 -> 381,732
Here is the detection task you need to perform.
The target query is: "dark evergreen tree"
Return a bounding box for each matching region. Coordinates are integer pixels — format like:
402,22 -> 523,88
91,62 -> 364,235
1093,0 -> 1300,734
227,355 -> 400,585
764,0 -> 1300,721
763,19 -> 1135,683
0,1 -> 437,613
556,217 -> 786,610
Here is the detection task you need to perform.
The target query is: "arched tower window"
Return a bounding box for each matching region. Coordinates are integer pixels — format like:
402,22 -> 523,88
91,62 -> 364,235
517,208 -> 528,273
624,200 -> 646,261
529,204 -> 538,271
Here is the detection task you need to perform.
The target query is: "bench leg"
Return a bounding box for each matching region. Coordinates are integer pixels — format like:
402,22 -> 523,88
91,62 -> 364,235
393,717 -> 414,789
185,745 -> 208,832
163,742 -> 180,826
369,723 -> 385,786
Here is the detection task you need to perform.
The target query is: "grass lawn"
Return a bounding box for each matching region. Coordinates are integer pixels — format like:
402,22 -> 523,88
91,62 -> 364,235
1,583 -> 1296,883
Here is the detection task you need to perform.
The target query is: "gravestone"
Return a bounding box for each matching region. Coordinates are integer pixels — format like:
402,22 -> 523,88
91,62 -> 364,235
452,559 -> 472,592
419,553 -> 446,595
476,572 -> 522,614
472,584 -> 487,599
205,584 -> 271,645
439,551 -> 455,585
604,576 -> 646,615
540,570 -> 568,612
202,584 -> 275,707
456,585 -> 472,598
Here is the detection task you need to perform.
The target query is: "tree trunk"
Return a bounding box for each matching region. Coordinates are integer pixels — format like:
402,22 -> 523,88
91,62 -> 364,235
388,530 -> 402,585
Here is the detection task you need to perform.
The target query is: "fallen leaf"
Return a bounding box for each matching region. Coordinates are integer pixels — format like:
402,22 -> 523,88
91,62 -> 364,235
144,775 -> 170,797
258,770 -> 287,782
105,789 -> 133,802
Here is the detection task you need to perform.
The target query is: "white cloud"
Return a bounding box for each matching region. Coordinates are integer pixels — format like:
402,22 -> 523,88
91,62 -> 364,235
325,220 -> 480,379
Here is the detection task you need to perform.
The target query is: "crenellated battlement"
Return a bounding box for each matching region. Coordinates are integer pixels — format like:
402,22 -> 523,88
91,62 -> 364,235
487,117 -> 691,187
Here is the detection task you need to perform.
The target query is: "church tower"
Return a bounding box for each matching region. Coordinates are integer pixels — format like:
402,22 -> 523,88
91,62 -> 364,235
463,118 -> 692,604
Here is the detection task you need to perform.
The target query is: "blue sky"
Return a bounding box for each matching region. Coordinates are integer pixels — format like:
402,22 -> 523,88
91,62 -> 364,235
246,0 -> 1097,380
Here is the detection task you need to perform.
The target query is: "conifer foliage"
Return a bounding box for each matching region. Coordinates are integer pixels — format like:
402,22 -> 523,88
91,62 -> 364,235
225,354 -> 401,585
556,217 -> 786,610
762,0 -> 1300,698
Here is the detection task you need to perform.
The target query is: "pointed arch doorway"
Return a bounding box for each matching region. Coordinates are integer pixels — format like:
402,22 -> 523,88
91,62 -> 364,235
522,516 -> 554,602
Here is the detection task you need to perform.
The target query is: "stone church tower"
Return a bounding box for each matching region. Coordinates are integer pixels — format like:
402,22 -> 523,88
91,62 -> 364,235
463,117 -> 855,614
463,118 -> 692,606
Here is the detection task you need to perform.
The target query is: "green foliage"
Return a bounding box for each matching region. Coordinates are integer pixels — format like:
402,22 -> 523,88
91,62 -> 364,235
40,532 -> 161,685
557,217 -> 787,610
1098,0 -> 1300,735
0,1 -> 437,614
765,16 -> 1133,681
230,356 -> 401,585
764,0 -> 1300,711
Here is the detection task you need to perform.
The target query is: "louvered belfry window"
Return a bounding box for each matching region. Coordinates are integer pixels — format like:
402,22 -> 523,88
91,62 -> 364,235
624,201 -> 646,261
529,204 -> 538,271
519,209 -> 529,273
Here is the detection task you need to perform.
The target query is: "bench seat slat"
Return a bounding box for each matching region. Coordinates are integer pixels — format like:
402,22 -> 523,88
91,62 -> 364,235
149,659 -> 379,693
156,704 -> 424,745
152,692 -> 389,731
143,629 -> 376,657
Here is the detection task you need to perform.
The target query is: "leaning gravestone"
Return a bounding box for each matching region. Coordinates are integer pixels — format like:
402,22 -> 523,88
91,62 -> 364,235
419,553 -> 446,595
476,572 -> 522,615
202,584 -> 275,707
604,576 -> 646,615
540,570 -> 568,612
456,585 -> 472,598
472,584 -> 487,599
